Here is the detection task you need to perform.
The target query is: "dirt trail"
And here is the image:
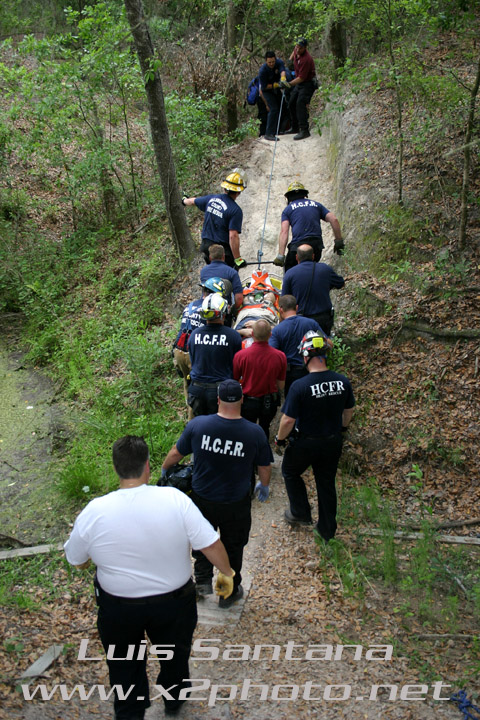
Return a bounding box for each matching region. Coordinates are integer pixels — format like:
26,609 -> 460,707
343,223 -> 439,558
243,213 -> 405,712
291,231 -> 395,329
236,133 -> 338,278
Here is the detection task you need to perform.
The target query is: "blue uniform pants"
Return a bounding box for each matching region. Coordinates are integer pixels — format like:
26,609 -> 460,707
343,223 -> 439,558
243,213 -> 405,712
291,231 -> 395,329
282,433 -> 343,540
262,89 -> 281,137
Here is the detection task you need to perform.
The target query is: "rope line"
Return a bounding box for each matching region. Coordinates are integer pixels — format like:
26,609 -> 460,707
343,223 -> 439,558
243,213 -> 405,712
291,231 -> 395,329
450,690 -> 480,720
257,90 -> 285,270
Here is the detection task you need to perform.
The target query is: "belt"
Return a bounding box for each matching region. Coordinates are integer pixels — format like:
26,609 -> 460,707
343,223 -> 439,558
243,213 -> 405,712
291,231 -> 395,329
191,380 -> 222,388
96,578 -> 194,605
244,393 -> 278,401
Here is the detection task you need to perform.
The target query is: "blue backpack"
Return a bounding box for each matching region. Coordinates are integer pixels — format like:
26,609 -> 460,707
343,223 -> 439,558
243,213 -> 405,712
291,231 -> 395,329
246,76 -> 260,105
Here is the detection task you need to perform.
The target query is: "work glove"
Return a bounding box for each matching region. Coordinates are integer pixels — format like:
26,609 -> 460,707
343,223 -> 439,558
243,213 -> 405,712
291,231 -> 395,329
280,79 -> 291,89
273,82 -> 280,89
234,257 -> 247,269
334,238 -> 345,255
273,254 -> 285,267
255,481 -> 270,502
215,570 -> 235,599
181,195 -> 188,206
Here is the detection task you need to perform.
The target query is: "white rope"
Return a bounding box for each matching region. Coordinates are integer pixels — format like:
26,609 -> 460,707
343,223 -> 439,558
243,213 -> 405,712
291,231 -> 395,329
257,91 -> 286,269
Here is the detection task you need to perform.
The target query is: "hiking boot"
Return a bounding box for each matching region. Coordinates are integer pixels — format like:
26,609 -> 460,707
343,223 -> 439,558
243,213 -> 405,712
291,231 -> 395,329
284,508 -> 312,526
218,584 -> 244,608
264,135 -> 279,141
195,582 -> 213,598
293,129 -> 311,140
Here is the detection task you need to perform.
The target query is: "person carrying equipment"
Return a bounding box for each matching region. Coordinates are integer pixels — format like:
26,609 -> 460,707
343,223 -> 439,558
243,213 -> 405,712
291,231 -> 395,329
275,332 -> 355,541
200,244 -> 244,312
187,293 -> 242,417
162,380 -> 272,607
269,294 -> 324,396
258,51 -> 287,142
273,181 -> 345,273
233,319 -> 287,440
182,169 -> 248,270
173,277 -> 229,418
282,244 -> 345,336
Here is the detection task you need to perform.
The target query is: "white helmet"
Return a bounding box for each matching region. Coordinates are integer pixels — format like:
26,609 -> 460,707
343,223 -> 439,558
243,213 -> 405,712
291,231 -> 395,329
200,292 -> 228,319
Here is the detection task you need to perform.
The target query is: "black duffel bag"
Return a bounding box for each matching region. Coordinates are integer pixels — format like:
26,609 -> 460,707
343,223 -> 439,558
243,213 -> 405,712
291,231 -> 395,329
156,463 -> 193,496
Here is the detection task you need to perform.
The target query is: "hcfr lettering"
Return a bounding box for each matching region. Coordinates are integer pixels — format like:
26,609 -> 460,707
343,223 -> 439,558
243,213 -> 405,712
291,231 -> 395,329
201,435 -> 245,457
310,380 -> 345,398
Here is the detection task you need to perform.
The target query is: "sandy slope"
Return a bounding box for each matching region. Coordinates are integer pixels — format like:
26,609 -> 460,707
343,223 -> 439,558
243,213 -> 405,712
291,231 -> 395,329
235,132 -> 338,285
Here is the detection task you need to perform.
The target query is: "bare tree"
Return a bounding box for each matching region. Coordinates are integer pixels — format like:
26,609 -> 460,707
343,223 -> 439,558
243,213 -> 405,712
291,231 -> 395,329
459,51 -> 480,249
124,0 -> 195,259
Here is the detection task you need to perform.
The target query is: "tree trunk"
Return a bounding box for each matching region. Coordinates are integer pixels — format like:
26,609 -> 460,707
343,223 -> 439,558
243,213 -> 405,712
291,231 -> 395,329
459,51 -> 480,249
329,19 -> 347,70
226,0 -> 240,132
123,0 -> 194,260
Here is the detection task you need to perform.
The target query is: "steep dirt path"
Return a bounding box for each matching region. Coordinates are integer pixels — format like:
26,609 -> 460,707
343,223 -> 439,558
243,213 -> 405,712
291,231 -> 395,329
236,133 -> 338,277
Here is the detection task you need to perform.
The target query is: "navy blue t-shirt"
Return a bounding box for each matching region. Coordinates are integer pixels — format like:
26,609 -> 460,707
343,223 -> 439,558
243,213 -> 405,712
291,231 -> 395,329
174,297 -> 205,345
269,315 -> 321,366
259,58 -> 286,92
188,324 -> 242,382
195,194 -> 243,246
281,199 -> 330,245
282,370 -> 355,437
176,415 -> 273,502
282,262 -> 345,316
200,261 -> 243,296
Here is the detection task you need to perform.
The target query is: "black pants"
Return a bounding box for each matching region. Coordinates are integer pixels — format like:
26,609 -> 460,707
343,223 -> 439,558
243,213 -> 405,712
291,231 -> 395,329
96,580 -> 197,719
241,394 -> 279,440
304,309 -> 334,337
282,433 -> 343,540
257,98 -> 268,136
187,382 -> 220,416
200,239 -> 236,269
285,366 -> 308,397
285,237 -> 323,274
191,491 -> 251,592
289,80 -> 316,132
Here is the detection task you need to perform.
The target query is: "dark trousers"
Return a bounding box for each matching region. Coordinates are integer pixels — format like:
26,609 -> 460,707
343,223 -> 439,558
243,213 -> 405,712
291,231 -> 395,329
257,98 -> 268,136
285,237 -> 323,273
200,239 -> 236,269
191,492 -> 251,592
304,309 -> 334,337
285,366 -> 308,397
96,581 -> 197,719
187,382 -> 220,417
289,80 -> 316,131
262,89 -> 281,137
282,433 -> 343,540
241,394 -> 279,440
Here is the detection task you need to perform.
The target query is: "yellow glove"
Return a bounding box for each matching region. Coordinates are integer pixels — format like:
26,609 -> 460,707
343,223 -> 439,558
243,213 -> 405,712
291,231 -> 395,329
215,570 -> 235,599
273,83 -> 280,89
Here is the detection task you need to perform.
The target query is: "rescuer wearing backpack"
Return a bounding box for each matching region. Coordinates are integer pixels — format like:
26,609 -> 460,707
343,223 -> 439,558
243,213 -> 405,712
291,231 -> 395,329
187,293 -> 242,417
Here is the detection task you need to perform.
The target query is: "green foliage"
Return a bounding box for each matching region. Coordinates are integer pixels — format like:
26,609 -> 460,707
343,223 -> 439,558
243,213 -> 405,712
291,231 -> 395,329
0,551 -> 85,609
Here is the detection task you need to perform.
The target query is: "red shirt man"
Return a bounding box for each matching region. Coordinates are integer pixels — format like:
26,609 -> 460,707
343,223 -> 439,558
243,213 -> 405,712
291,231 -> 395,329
233,319 -> 286,439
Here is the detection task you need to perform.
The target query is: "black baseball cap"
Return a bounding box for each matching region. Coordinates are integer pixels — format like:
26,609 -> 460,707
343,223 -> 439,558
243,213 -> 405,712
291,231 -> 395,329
218,380 -> 243,402
297,38 -> 308,47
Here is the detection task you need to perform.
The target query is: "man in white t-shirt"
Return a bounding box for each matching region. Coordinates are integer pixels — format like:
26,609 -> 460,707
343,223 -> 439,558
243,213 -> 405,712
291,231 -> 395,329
64,435 -> 234,719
